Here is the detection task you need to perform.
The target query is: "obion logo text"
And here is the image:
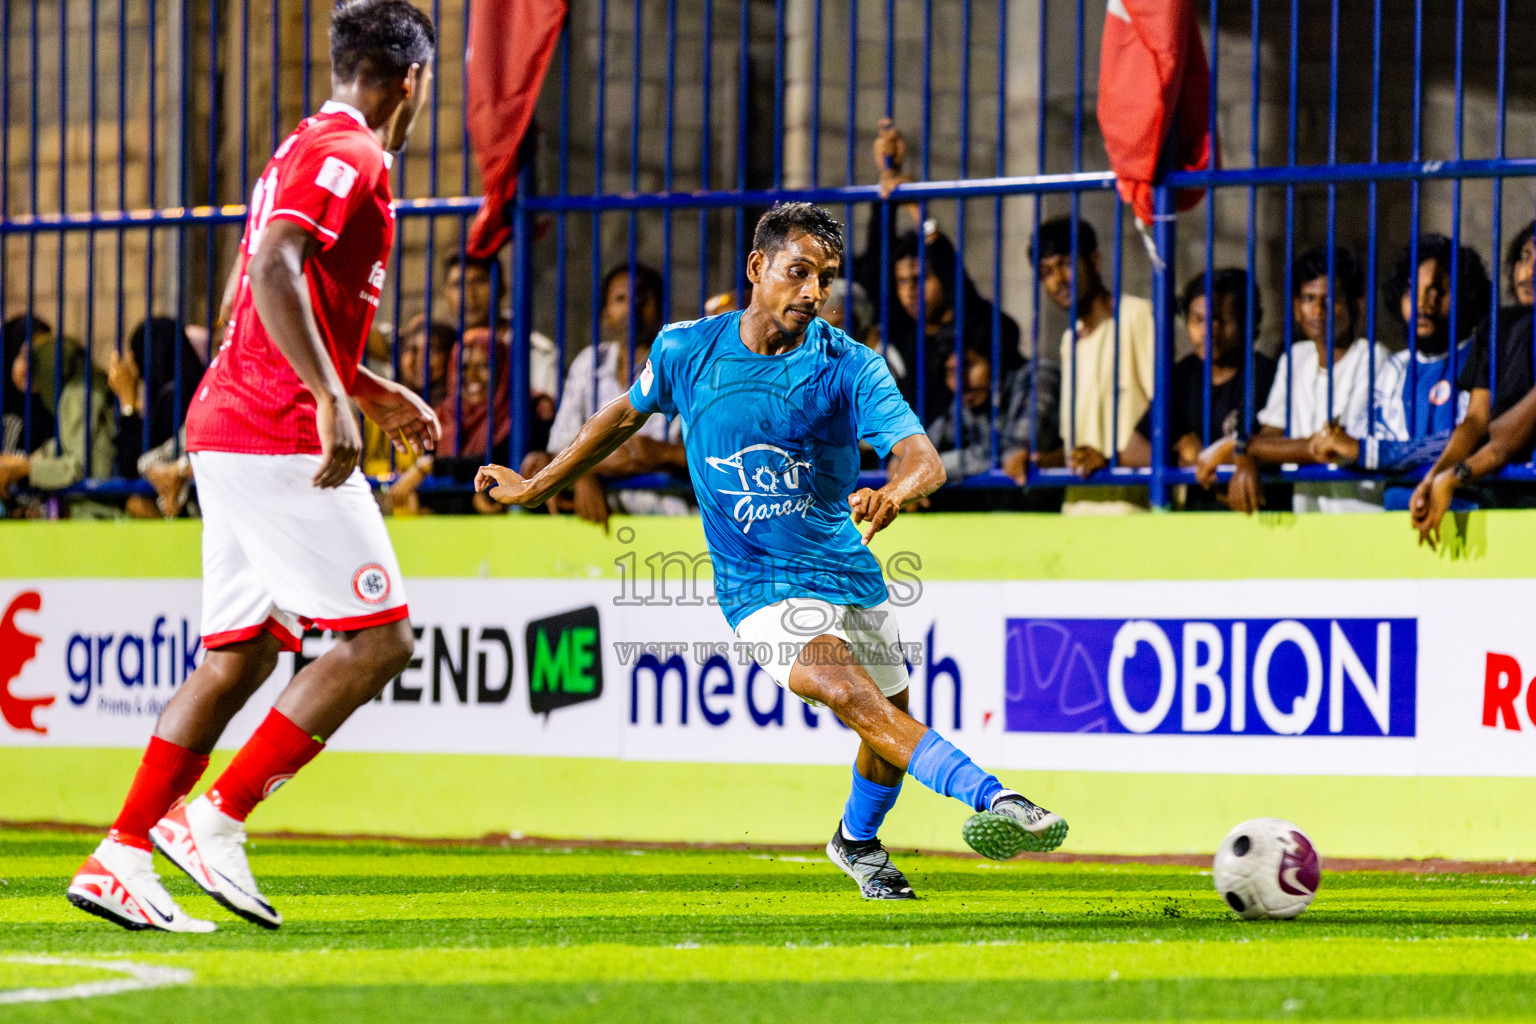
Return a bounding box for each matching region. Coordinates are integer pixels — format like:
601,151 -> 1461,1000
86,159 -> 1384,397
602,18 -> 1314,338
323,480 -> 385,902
1005,617 -> 1416,736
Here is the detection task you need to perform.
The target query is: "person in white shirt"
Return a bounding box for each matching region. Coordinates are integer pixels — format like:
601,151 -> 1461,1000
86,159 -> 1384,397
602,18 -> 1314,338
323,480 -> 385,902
1031,216 -> 1155,514
522,263 -> 690,529
1199,246 -> 1391,513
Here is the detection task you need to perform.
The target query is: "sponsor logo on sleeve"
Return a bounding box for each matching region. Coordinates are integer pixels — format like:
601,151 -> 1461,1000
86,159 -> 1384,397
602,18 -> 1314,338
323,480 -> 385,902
315,155 -> 359,199
639,359 -> 655,396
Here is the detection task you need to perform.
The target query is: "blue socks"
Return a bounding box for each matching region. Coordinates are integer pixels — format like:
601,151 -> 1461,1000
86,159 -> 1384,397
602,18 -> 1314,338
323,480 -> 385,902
906,729 -> 1003,813
841,767 -> 903,841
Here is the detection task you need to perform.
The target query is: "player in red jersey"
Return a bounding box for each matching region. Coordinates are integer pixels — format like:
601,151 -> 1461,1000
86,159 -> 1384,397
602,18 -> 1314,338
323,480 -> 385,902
67,0 -> 438,933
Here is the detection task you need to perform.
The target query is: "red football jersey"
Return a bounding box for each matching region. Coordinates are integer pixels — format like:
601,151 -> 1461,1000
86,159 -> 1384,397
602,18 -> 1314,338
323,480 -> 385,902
187,101 -> 394,455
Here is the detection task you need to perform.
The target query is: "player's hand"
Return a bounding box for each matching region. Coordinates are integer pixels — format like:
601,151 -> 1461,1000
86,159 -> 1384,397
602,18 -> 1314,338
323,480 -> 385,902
848,486 -> 901,545
1225,455 -> 1265,514
356,379 -> 441,458
312,394 -> 363,489
475,463 -> 536,506
0,453 -> 32,491
1174,433 -> 1204,467
1308,420 -> 1358,466
1414,469 -> 1458,549
873,118 -> 906,180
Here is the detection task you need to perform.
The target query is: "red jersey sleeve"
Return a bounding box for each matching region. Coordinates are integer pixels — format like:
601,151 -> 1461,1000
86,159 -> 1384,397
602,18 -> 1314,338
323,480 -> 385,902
265,130 -> 380,251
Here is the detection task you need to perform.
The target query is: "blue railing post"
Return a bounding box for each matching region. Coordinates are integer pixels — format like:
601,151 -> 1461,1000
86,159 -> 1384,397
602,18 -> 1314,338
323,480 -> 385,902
510,163 -> 536,475
1149,185 -> 1177,511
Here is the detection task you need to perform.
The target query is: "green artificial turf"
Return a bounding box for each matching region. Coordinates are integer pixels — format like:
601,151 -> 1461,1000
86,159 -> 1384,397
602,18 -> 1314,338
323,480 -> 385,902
3,830 -> 1536,1022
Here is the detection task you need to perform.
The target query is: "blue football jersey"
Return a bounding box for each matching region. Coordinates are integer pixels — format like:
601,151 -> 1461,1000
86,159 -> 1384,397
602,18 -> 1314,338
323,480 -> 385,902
627,311 -> 924,628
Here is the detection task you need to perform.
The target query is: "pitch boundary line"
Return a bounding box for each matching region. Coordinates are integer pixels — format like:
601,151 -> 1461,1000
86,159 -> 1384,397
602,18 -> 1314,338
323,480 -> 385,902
0,956 -> 193,1005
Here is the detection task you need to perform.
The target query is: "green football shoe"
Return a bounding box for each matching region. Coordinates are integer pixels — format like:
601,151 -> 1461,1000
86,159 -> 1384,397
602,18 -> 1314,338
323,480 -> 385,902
962,791 -> 1068,859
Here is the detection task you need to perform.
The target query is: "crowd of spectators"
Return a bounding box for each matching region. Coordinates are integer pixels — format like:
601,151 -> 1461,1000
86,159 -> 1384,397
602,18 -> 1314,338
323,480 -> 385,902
7,122 -> 1536,532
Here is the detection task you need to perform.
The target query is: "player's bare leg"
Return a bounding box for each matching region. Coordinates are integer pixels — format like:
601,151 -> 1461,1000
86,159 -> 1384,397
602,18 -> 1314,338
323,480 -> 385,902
154,619 -> 415,929
156,636 -> 286,752
791,635 -> 1067,862
68,636 -> 283,932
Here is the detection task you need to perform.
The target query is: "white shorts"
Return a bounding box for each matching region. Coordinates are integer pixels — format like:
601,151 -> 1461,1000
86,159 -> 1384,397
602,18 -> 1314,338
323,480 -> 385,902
190,451 -> 409,653
733,598 -> 911,707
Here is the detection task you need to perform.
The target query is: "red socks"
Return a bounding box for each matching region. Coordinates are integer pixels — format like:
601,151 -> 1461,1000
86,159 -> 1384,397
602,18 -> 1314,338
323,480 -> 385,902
108,736 -> 210,851
206,709 -> 325,822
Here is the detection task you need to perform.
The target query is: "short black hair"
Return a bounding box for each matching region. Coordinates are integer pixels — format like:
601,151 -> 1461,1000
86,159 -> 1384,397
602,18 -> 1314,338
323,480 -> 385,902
1382,233 -> 1491,334
751,202 -> 844,264
330,0 -> 435,86
1290,245 -> 1365,304
1506,220 -> 1535,298
443,252 -> 497,277
601,262 -> 665,312
1180,267 -> 1261,329
1029,217 -> 1099,266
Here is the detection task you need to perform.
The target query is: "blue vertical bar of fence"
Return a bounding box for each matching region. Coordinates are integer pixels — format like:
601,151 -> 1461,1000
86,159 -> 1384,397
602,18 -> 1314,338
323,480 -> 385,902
700,0 -> 712,315
1407,0 -> 1425,427
1449,0 -> 1466,390
205,0 -> 220,450
773,0 -> 784,191
1490,0 -> 1507,395
953,0 -> 970,473
1026,0 -> 1047,466
1282,0 -> 1297,441
1070,0 -> 1084,477
878,0 -> 893,383
54,0 -> 68,462
811,0 -> 822,189
25,0 -> 39,454
627,0 -> 642,376
990,0 -> 1006,468
144,0 -> 158,463
269,0 -> 280,153
1200,0 -> 1218,453
842,0 -> 856,353
1364,0 -> 1381,439
1323,0 -> 1339,425
664,0 -> 677,322
511,175 -> 537,471
1242,0 -> 1259,460
85,0 -> 100,470
735,0 -> 748,299
556,20 -> 571,399
240,0 -> 250,195
114,0 -> 127,461
914,0 -> 931,440
1150,184 -> 1177,510
591,0 -> 608,415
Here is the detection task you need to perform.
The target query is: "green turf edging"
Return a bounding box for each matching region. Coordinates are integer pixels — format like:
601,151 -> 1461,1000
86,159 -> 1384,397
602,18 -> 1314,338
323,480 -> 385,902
0,508 -> 1532,580
5,747 -> 1535,861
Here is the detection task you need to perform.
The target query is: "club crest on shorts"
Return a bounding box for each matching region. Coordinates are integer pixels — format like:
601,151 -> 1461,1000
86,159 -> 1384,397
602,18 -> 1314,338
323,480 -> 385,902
352,563 -> 391,604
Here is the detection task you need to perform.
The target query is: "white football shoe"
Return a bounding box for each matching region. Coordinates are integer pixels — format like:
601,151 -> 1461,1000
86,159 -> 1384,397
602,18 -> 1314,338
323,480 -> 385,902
67,838 -> 216,933
152,795 -> 282,929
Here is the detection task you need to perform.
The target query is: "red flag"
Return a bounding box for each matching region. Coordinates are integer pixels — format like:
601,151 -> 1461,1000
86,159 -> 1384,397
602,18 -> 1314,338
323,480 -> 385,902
465,0 -> 567,258
1096,0 -> 1216,225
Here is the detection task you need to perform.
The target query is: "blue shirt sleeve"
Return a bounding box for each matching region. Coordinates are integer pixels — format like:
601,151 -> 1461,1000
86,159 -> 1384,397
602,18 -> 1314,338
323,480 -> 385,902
627,326 -> 679,417
850,349 -> 925,457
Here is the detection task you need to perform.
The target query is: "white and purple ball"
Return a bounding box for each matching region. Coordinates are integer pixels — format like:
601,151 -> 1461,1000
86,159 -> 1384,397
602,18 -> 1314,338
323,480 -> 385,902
1212,818 -> 1321,920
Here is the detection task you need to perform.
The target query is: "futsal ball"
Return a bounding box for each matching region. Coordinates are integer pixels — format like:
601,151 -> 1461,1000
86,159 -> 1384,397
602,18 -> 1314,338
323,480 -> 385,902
1212,818 -> 1320,920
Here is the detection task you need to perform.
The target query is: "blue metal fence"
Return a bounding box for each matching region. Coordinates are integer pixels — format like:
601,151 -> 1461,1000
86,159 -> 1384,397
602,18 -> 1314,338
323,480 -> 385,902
3,0 -> 1536,515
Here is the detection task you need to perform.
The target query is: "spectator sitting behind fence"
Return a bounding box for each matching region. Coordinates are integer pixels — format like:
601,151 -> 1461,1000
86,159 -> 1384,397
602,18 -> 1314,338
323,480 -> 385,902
2,315 -> 56,463
928,338 -> 1061,482
0,320 -> 116,508
1031,216 -> 1155,514
887,229 -> 1024,427
368,315 -> 455,504
109,317 -> 206,518
442,251 -> 557,449
521,262 -> 690,529
1084,269 -> 1275,511
1197,245 -> 1391,513
1308,235 -> 1491,510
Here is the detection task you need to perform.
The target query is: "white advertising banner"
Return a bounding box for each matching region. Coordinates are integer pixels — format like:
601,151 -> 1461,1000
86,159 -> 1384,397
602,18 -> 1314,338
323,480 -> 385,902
0,575 -> 1527,776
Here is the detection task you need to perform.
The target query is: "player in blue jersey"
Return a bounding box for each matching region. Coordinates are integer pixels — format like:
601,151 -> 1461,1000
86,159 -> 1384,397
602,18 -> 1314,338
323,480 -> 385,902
476,203 -> 1066,898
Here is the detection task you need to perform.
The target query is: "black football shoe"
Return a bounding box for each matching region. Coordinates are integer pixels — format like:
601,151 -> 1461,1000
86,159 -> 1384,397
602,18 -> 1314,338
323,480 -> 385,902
826,824 -> 918,900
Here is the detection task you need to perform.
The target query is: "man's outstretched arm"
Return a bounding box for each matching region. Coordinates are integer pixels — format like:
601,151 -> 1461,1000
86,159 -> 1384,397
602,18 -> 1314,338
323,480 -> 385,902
849,432 -> 946,545
476,393 -> 652,507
